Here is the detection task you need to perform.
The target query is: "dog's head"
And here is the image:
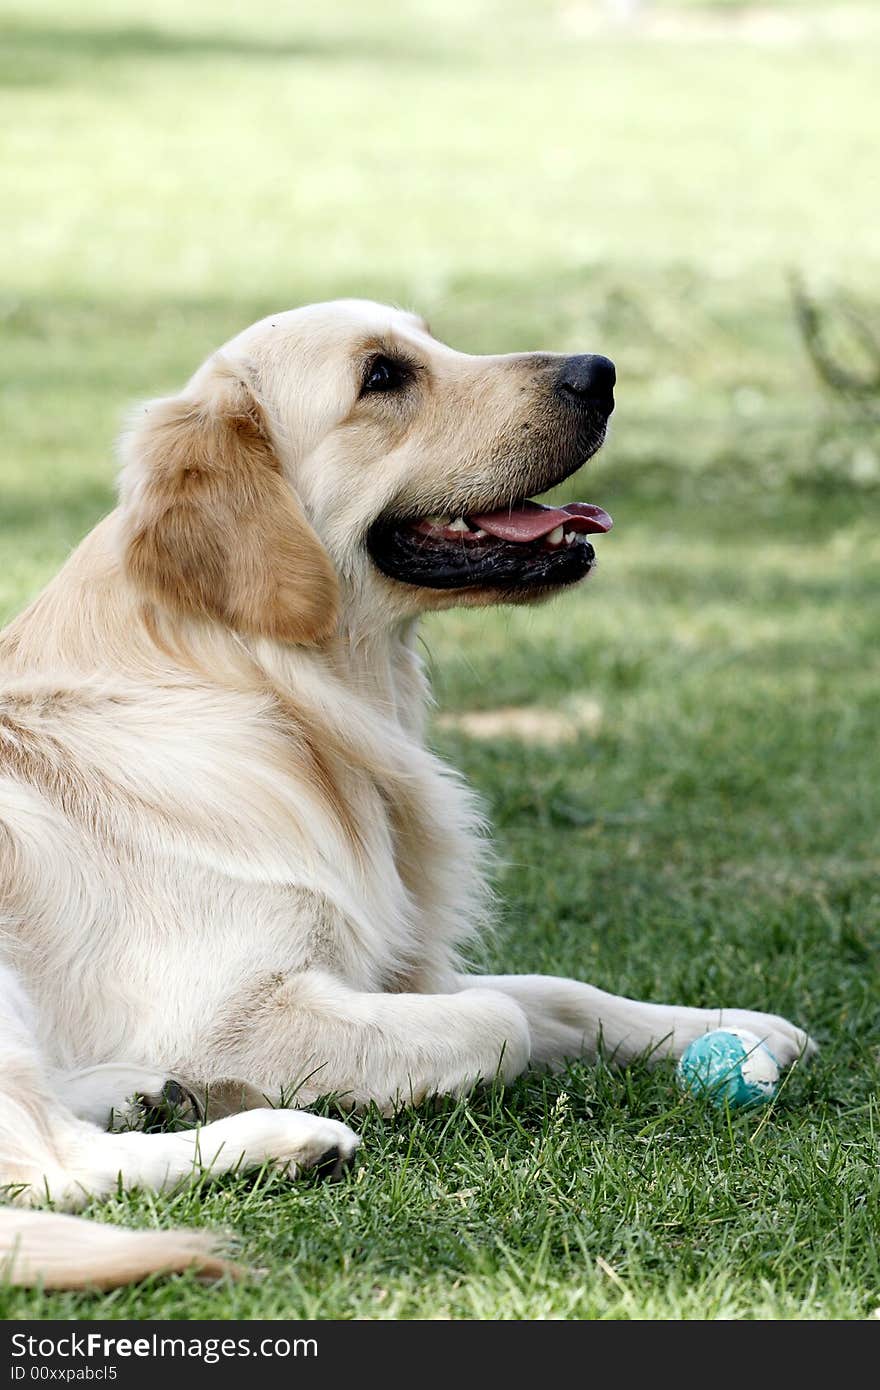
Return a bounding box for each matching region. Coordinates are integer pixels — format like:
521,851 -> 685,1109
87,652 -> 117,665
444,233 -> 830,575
118,300 -> 613,643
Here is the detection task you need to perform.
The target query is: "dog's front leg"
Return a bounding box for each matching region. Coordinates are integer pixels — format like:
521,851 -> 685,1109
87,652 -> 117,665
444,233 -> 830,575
455,974 -> 815,1070
204,970 -> 531,1112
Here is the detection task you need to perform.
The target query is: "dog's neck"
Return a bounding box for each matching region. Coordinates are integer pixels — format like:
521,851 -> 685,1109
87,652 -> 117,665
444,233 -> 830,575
0,512 -> 433,749
333,617 -> 430,737
0,512 -> 490,977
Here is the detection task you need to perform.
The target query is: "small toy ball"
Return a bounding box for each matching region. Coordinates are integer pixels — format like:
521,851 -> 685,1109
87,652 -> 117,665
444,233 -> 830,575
677,1028 -> 780,1110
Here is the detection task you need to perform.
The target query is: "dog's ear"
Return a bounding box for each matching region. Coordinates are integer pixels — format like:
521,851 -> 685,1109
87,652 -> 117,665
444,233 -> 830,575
119,358 -> 339,644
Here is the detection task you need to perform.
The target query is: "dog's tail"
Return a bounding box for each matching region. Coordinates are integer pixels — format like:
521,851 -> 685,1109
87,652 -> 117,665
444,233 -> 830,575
0,1209 -> 232,1290
0,961 -> 233,1290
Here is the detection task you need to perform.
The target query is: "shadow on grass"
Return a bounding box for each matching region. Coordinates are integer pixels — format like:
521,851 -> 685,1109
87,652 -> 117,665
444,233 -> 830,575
0,17 -> 464,88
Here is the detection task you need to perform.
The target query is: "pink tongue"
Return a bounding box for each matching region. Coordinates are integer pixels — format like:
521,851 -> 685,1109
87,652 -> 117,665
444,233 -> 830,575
468,500 -> 613,543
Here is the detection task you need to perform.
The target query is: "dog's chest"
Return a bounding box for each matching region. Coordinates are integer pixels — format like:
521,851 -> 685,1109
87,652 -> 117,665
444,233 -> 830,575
265,690 -> 488,993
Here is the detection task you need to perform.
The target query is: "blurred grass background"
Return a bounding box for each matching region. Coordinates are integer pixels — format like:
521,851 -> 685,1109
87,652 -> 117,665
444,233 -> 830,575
1,0 -> 879,1320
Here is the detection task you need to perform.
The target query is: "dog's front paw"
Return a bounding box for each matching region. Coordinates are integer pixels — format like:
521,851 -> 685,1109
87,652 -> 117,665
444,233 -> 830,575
288,1114 -> 361,1180
709,1009 -> 816,1068
192,1109 -> 361,1184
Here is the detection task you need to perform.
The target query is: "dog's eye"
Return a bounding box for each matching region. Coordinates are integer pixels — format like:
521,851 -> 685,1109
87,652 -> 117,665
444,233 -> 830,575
361,355 -> 405,395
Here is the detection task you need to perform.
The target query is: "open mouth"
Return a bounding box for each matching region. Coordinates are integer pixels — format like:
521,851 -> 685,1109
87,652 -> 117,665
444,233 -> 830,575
367,499 -> 613,591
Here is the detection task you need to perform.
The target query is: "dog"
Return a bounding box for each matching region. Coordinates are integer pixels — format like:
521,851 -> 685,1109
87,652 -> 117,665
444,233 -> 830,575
0,300 -> 813,1287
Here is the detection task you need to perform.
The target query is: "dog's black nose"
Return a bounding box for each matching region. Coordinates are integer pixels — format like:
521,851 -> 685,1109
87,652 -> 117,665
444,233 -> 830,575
555,354 -> 616,412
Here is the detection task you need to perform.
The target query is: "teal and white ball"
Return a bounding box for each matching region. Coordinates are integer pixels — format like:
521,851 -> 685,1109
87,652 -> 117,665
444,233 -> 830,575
677,1028 -> 780,1109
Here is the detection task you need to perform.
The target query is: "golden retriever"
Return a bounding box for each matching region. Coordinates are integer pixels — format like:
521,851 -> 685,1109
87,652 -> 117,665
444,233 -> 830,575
0,300 -> 813,1287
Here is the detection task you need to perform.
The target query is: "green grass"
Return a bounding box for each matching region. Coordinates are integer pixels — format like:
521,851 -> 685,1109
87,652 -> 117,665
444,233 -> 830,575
1,0 -> 879,1321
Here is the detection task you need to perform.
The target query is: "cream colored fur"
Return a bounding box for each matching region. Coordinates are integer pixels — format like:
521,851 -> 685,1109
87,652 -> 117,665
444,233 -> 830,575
0,300 -> 813,1288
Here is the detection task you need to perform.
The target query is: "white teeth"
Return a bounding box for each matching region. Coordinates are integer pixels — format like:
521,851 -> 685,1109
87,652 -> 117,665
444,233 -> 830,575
471,527 -> 487,537
447,517 -> 469,532
564,528 -> 576,545
546,525 -> 564,546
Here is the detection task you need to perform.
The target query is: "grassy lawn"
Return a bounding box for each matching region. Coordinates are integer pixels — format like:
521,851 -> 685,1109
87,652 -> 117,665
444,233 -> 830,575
1,0 -> 879,1320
